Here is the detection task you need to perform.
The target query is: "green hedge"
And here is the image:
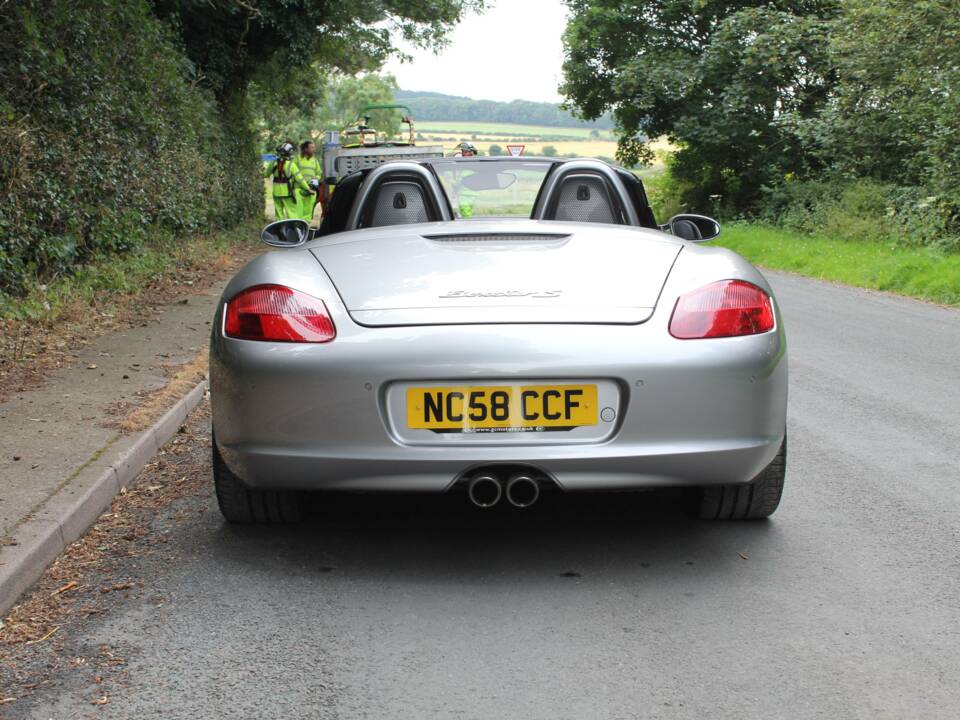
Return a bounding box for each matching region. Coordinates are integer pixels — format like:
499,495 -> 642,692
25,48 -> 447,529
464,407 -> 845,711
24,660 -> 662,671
757,178 -> 960,253
0,0 -> 262,295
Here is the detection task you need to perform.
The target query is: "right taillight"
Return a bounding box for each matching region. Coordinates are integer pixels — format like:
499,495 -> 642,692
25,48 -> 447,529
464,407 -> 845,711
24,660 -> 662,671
669,279 -> 774,339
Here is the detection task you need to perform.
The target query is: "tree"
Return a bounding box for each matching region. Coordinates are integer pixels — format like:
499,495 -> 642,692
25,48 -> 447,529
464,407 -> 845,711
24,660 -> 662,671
488,144 -> 504,156
560,0 -> 838,211
541,145 -> 558,157
251,73 -> 401,150
152,0 -> 484,217
152,1 -> 485,104
788,0 -> 960,214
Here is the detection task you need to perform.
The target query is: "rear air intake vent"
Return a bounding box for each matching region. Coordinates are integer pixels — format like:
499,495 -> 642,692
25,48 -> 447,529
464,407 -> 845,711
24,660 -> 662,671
424,232 -> 570,243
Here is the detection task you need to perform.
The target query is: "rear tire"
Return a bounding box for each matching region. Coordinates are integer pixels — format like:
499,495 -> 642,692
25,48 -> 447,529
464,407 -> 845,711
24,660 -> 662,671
695,435 -> 786,520
212,438 -> 302,524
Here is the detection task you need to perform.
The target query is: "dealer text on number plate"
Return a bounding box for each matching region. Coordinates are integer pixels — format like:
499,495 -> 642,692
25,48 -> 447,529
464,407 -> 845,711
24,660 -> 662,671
407,384 -> 598,433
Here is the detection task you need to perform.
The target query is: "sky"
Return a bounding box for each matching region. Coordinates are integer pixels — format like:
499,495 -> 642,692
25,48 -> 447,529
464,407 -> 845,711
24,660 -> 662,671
383,0 -> 569,103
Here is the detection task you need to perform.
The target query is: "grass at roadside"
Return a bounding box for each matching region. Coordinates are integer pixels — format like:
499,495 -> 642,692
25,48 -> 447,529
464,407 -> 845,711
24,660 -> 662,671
0,220 -> 262,397
0,221 -> 260,323
715,223 -> 960,306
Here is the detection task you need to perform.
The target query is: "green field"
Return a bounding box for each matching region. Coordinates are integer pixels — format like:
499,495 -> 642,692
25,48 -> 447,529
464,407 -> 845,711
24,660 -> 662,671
416,121 -> 615,140
714,224 -> 960,306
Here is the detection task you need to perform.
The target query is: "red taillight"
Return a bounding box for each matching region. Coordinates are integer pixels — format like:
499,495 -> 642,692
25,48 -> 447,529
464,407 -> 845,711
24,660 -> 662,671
669,280 -> 774,339
224,285 -> 336,343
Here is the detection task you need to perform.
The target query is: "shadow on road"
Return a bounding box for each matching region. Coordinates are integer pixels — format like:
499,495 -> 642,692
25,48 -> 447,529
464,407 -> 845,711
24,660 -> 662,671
208,489 -> 781,585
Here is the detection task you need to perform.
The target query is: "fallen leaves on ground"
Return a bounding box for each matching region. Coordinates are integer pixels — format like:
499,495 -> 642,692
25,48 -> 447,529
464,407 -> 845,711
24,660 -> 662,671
0,232 -> 259,402
115,348 -> 208,433
50,581 -> 77,597
0,404 -> 212,705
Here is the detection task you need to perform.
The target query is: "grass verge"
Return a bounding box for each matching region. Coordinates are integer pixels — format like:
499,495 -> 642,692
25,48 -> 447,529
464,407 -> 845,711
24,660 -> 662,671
715,223 -> 960,306
0,221 -> 261,323
0,220 -> 262,398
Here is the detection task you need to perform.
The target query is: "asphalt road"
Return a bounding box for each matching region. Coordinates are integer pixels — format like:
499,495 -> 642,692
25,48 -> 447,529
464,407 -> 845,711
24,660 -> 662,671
8,271 -> 960,719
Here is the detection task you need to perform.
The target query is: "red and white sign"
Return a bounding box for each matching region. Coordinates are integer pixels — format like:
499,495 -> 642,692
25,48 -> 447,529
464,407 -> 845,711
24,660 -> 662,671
506,144 -> 525,157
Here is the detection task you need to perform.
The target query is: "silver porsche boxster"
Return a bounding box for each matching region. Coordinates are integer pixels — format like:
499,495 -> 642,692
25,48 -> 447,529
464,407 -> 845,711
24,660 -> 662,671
210,158 -> 787,523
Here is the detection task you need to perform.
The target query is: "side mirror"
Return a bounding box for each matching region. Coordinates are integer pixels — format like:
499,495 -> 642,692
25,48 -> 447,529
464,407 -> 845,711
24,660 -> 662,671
663,214 -> 721,242
261,219 -> 309,248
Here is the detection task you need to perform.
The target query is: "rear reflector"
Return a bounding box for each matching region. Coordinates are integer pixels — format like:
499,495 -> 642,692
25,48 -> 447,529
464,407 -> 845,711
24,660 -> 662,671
669,280 -> 774,339
224,285 -> 336,343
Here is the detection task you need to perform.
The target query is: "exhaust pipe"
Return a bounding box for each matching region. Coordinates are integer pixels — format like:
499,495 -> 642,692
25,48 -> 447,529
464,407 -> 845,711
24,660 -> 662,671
505,474 -> 540,509
468,473 -> 502,508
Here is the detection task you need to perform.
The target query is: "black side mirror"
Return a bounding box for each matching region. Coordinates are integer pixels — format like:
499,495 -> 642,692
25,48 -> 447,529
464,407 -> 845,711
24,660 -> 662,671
663,214 -> 721,242
261,219 -> 309,248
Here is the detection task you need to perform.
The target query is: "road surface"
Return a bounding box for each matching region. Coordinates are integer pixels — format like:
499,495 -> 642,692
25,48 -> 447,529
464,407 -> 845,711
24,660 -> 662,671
5,271 -> 960,719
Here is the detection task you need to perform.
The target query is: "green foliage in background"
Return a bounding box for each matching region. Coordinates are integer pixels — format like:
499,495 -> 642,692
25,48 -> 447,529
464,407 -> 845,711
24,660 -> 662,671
0,0 -> 260,295
251,73 -> 402,150
758,180 -> 960,253
152,0 -> 484,105
1,0 -> 483,296
783,0 -> 960,229
561,0 -> 838,211
562,0 -> 960,250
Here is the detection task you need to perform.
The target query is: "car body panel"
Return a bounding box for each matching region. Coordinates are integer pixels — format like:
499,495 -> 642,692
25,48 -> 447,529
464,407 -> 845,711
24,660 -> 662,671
308,219 -> 681,326
211,227 -> 787,493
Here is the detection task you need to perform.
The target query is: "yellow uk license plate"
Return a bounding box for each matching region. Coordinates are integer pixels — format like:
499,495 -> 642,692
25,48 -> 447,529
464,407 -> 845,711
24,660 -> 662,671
407,384 -> 598,433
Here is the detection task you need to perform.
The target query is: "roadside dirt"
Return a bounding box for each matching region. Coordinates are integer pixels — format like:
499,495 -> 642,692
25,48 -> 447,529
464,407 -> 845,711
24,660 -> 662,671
103,349 -> 209,434
0,237 -> 259,404
0,403 -> 214,711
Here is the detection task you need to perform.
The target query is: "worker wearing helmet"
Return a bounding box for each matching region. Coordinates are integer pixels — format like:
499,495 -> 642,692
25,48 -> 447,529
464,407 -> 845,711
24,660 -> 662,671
451,143 -> 479,216
289,140 -> 322,223
261,141 -> 298,220
454,142 -> 478,157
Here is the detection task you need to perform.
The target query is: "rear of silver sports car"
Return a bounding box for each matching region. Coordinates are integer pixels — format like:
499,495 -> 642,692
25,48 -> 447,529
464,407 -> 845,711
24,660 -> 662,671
210,221 -> 787,513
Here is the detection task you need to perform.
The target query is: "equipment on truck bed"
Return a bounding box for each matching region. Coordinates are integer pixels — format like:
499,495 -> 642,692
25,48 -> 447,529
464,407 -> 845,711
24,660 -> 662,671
319,104 -> 444,211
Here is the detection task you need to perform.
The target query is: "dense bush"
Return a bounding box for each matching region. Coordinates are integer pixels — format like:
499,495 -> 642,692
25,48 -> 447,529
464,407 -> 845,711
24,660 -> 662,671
758,179 -> 960,252
0,0 -> 262,295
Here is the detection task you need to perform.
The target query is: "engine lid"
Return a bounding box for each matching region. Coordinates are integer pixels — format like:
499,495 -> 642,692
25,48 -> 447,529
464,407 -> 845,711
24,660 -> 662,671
309,220 -> 682,326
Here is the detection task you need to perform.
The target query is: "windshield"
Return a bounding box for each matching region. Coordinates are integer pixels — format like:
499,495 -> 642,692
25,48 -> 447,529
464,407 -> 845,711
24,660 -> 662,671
427,159 -> 553,219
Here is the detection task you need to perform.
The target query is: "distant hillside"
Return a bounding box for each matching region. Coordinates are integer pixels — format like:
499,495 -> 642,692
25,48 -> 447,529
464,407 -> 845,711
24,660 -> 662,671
396,89 -> 614,129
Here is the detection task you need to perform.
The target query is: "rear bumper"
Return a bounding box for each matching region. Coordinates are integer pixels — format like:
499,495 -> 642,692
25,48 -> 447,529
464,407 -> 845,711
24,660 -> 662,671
210,303 -> 787,492
217,438 -> 781,492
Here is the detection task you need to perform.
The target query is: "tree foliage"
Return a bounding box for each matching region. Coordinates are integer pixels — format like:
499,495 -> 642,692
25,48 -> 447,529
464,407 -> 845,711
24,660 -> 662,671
561,0 -> 960,239
0,0 -> 482,295
252,73 -> 401,150
561,0 -> 838,211
0,0 -> 260,294
786,0 -> 960,219
151,0 -> 484,103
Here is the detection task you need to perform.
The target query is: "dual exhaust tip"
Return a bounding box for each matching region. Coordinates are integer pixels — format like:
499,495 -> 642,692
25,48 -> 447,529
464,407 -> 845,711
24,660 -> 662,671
468,472 -> 541,509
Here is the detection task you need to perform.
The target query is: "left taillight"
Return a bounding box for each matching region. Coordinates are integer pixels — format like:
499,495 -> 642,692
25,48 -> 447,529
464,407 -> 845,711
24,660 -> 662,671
224,284 -> 336,343
669,279 -> 775,339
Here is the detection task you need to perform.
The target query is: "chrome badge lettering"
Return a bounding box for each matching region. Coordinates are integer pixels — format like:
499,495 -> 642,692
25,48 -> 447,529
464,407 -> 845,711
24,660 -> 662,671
439,290 -> 562,299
